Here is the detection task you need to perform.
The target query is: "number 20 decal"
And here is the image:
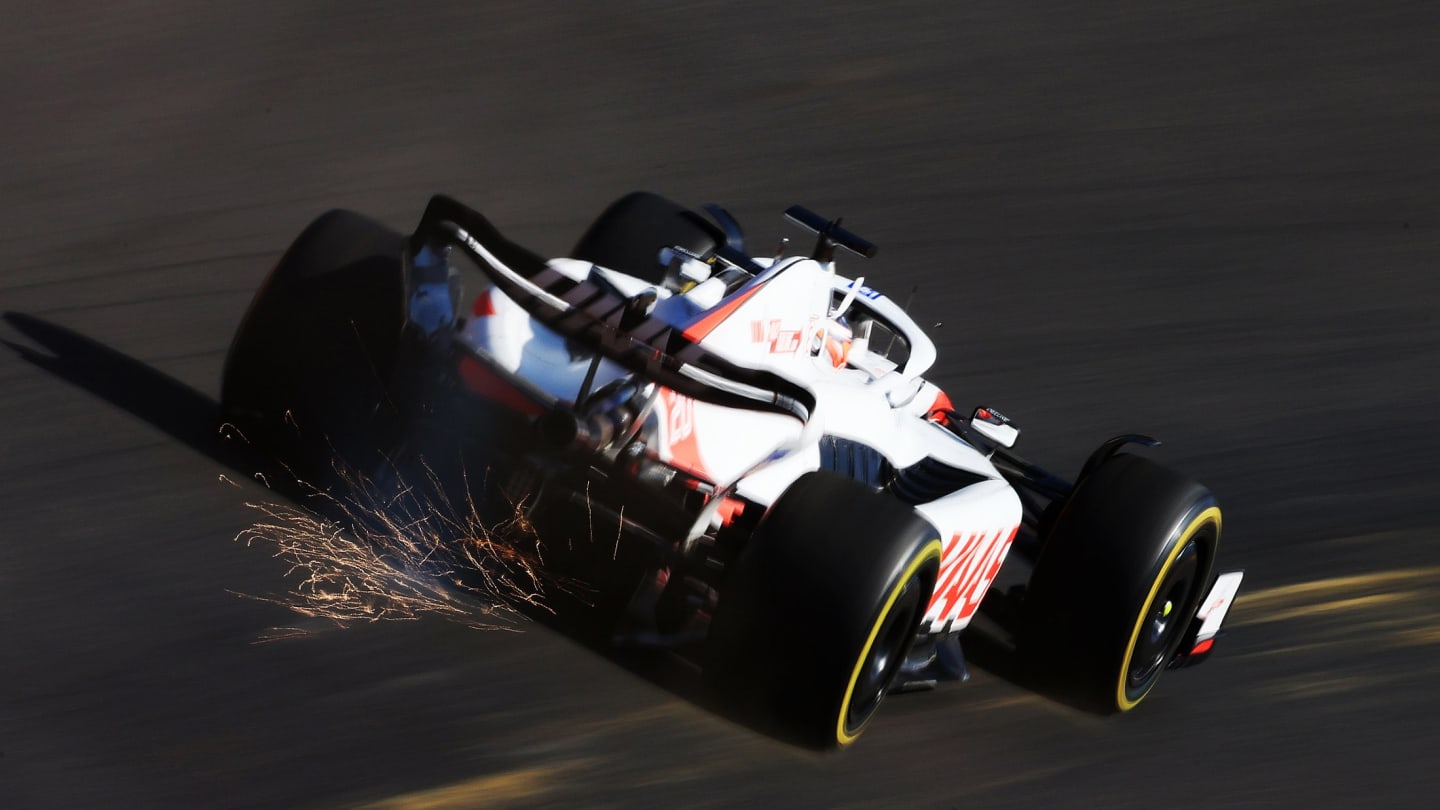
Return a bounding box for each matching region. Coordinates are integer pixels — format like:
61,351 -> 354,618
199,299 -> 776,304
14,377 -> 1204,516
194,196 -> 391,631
668,394 -> 695,442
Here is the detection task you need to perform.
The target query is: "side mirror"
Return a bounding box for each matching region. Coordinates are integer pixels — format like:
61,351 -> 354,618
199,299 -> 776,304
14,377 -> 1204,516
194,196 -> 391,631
970,406 -> 1018,448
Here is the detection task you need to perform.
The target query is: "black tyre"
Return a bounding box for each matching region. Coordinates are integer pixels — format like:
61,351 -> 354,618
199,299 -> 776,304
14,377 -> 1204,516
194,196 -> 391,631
1019,453 -> 1221,713
706,472 -> 942,749
571,192 -> 718,284
221,209 -> 406,475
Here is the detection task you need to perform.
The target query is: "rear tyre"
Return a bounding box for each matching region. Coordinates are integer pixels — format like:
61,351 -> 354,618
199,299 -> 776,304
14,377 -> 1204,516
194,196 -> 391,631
221,210 -> 406,478
571,192 -> 718,284
1019,453 -> 1220,713
706,472 -> 942,749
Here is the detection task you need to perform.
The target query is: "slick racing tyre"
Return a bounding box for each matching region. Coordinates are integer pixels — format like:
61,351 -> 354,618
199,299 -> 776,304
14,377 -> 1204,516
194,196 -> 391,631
571,192 -> 718,285
1019,453 -> 1221,713
706,472 -> 942,749
221,209 -> 405,477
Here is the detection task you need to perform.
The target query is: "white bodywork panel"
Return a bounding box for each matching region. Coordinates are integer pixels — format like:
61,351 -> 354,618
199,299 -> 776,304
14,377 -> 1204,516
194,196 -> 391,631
1194,571 -> 1245,641
456,254 -> 1020,633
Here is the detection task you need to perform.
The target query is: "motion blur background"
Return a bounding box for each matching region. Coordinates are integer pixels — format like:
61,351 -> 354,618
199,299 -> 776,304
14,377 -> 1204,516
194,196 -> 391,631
2,1 -> 1437,807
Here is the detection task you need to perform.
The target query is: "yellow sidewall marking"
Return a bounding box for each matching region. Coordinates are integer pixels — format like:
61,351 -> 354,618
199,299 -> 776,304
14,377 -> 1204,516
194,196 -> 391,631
1115,506 -> 1222,712
836,538 -> 943,746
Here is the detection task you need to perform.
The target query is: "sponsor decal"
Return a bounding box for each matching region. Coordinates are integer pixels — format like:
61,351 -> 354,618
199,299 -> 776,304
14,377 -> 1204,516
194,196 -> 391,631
926,525 -> 1019,623
974,406 -> 1011,425
749,319 -> 804,354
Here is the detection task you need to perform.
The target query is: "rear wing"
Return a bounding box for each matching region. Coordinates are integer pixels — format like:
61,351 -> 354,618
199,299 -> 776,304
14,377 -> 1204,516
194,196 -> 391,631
784,205 -> 877,263
411,195 -> 815,422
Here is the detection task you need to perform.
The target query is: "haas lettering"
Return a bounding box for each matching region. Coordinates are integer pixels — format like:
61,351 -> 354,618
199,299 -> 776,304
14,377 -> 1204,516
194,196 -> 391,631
926,526 -> 1019,624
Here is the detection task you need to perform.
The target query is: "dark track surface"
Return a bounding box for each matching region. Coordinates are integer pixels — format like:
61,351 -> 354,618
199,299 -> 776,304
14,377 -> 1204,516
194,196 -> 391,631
3,2 -> 1438,807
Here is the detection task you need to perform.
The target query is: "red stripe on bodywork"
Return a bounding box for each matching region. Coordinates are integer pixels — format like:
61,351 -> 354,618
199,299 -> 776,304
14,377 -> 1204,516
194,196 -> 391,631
716,497 -> 745,526
458,355 -> 545,416
926,389 -> 954,424
472,288 -> 496,317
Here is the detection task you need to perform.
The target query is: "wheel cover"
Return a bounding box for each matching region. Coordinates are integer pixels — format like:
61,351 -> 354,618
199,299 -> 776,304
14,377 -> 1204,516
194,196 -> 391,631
846,577 -> 919,732
1126,542 -> 1198,690
837,539 -> 941,745
1116,506 -> 1220,710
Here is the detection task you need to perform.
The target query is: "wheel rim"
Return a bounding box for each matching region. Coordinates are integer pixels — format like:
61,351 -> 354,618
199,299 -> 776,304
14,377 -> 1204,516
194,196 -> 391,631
844,575 -> 921,736
1125,540 -> 1200,697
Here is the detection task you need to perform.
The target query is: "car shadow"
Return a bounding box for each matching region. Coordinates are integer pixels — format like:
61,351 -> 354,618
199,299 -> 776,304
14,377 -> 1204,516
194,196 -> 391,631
1,311 -> 316,503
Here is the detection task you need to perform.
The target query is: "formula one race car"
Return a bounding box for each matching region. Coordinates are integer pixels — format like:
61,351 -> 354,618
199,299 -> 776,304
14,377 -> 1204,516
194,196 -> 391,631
221,192 -> 1244,748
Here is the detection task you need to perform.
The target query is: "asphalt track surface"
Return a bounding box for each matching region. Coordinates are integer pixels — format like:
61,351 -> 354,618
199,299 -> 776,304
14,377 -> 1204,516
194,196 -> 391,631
3,2 -> 1438,807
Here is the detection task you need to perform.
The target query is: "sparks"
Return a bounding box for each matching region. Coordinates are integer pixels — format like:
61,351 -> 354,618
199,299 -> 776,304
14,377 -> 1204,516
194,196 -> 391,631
232,456 -> 559,635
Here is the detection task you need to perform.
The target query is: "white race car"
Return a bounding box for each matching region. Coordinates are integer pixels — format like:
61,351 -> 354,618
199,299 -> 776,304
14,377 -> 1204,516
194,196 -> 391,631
222,192 -> 1244,748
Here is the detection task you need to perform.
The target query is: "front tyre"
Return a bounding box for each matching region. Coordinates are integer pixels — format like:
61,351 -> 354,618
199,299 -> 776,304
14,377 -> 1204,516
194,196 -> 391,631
1019,453 -> 1220,713
706,472 -> 942,749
